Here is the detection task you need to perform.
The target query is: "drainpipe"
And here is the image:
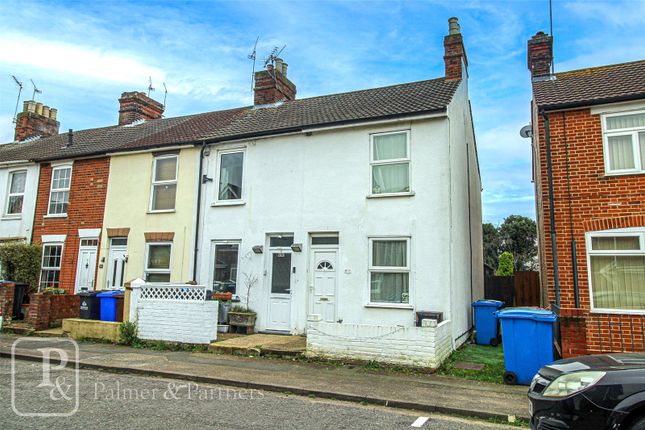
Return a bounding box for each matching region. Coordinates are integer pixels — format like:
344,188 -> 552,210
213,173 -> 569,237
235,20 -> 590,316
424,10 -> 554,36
540,110 -> 561,308
192,142 -> 208,282
562,112 -> 580,308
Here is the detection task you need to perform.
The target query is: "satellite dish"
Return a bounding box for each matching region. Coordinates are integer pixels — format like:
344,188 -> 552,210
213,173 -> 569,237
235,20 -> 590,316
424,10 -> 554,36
520,125 -> 532,138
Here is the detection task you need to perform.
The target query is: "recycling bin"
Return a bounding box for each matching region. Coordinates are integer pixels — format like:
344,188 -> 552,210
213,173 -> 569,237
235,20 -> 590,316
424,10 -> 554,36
78,291 -> 100,320
495,308 -> 557,385
472,300 -> 504,346
97,291 -> 124,322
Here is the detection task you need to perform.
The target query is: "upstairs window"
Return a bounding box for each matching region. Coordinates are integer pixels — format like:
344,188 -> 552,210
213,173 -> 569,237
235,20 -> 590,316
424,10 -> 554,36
48,166 -> 72,215
150,155 -> 177,211
6,170 -> 26,215
370,131 -> 410,195
603,111 -> 645,174
217,150 -> 244,201
587,230 -> 645,312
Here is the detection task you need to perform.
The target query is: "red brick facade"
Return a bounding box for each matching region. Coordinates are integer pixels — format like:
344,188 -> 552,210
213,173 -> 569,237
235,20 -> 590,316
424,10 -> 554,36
534,107 -> 645,357
26,292 -> 79,330
32,157 -> 110,294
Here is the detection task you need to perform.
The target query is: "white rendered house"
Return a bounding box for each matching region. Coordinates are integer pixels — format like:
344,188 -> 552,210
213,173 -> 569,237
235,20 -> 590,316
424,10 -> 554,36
194,18 -> 483,367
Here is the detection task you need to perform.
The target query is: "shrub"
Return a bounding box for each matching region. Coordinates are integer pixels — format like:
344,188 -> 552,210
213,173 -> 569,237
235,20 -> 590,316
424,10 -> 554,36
118,321 -> 139,346
0,242 -> 41,290
496,251 -> 514,276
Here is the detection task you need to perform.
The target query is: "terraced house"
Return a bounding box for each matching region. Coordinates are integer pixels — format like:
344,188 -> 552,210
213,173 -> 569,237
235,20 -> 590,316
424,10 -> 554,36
527,31 -> 645,357
0,17 -> 482,368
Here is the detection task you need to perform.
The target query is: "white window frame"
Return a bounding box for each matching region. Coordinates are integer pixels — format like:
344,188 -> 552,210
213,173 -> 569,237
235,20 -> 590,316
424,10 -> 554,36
367,236 -> 412,308
5,169 -> 27,217
39,242 -> 64,291
214,148 -> 246,206
602,110 -> 645,175
586,228 -> 645,314
47,164 -> 72,216
144,242 -> 173,283
369,130 -> 412,197
210,240 -> 241,293
149,154 -> 178,213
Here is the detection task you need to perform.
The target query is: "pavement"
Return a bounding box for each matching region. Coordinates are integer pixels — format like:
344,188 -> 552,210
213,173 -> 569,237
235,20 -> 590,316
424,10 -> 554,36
1,358 -> 519,429
0,333 -> 530,422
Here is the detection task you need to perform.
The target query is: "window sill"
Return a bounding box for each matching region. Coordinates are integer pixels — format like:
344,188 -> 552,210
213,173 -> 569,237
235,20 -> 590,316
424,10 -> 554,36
603,170 -> 645,177
147,210 -> 176,214
44,214 -> 67,219
591,308 -> 645,315
2,215 -> 22,220
365,303 -> 414,310
211,200 -> 246,207
366,191 -> 415,199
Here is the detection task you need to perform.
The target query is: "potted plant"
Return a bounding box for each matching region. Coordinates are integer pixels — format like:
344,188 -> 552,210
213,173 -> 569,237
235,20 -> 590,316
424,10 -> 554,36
227,273 -> 258,330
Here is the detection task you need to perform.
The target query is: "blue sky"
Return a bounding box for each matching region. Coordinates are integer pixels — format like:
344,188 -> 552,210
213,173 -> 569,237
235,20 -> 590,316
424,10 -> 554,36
0,0 -> 644,224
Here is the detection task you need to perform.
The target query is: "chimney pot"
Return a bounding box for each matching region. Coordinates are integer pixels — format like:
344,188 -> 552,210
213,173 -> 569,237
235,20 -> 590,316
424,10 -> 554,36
35,102 -> 43,116
282,62 -> 288,76
42,106 -> 50,118
67,129 -> 73,147
274,58 -> 284,74
26,101 -> 36,113
49,108 -> 57,121
266,63 -> 274,72
14,99 -> 60,142
448,17 -> 460,35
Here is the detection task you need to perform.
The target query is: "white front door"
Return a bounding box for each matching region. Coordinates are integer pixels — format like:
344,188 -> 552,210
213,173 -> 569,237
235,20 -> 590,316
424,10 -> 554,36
75,239 -> 98,293
310,249 -> 338,323
267,250 -> 292,331
106,238 -> 128,289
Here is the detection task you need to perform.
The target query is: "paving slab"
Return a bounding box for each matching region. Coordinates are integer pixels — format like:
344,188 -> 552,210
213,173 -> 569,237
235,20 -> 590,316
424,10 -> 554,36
210,333 -> 306,356
0,333 -> 530,421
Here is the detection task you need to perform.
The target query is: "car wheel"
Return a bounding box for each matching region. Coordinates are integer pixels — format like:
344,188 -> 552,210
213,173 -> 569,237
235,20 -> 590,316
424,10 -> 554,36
628,415 -> 645,430
503,371 -> 517,385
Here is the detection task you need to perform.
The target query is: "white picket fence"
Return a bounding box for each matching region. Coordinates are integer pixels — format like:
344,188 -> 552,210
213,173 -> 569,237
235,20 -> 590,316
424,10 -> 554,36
129,279 -> 218,344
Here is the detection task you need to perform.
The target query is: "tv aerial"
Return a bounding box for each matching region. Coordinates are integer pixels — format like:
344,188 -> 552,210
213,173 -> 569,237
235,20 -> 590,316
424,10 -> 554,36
30,79 -> 42,100
162,82 -> 168,109
248,36 -> 259,91
263,45 -> 286,82
147,76 -> 155,97
11,75 -> 23,124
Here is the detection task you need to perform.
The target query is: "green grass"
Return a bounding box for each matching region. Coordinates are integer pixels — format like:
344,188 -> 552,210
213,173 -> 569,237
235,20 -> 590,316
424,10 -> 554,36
438,343 -> 506,384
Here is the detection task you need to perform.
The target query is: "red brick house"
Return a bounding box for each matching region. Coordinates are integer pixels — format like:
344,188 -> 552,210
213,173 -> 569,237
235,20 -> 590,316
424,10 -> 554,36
528,31 -> 645,357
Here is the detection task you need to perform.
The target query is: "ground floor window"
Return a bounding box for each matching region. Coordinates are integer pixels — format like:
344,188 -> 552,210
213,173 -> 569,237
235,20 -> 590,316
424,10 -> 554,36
145,242 -> 172,282
212,241 -> 239,293
369,237 -> 410,304
40,244 -> 63,289
588,230 -> 645,311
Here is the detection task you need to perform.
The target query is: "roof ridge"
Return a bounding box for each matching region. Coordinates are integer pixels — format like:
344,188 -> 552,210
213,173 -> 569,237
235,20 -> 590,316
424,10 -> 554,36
556,59 -> 645,78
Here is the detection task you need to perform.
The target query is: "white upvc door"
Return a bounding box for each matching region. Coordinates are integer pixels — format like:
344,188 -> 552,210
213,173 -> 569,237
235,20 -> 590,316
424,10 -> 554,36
309,249 -> 338,323
75,241 -> 98,293
106,239 -> 128,290
266,249 -> 292,331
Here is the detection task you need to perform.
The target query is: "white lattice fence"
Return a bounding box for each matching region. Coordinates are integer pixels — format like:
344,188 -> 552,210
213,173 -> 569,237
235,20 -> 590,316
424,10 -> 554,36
129,280 -> 217,344
140,284 -> 207,301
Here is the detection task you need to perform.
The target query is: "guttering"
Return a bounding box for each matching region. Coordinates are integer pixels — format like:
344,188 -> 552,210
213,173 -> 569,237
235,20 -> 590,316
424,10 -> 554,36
538,93 -> 645,113
107,144 -> 194,157
540,110 -> 561,308
0,160 -> 30,166
192,141 -> 207,282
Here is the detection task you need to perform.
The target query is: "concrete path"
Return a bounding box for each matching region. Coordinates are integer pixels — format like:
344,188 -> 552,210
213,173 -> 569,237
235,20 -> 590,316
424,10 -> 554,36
210,333 -> 307,355
0,334 -> 530,421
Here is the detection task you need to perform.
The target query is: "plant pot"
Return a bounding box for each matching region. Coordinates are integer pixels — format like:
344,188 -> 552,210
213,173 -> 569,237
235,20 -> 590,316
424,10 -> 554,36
228,311 -> 257,327
213,292 -> 233,301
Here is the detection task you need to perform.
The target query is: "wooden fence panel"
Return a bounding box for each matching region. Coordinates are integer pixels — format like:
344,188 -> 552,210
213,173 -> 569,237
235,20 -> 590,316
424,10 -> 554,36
484,275 -> 514,305
514,271 -> 540,306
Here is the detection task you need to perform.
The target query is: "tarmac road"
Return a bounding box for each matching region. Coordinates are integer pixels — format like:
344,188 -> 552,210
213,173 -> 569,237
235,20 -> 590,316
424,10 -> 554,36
0,358 -> 518,429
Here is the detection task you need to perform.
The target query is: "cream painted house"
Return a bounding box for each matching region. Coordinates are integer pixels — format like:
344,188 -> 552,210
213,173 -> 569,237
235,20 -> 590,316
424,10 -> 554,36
97,147 -> 200,290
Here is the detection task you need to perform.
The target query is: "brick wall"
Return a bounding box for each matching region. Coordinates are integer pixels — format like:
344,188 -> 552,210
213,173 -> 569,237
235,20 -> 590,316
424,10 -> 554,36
26,292 -> 80,330
534,106 -> 645,355
32,158 -> 110,294
0,282 -> 15,320
306,319 -> 455,369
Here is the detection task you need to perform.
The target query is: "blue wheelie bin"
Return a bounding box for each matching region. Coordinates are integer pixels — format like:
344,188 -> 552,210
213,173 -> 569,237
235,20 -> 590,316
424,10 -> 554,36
495,308 -> 557,385
472,300 -> 504,346
97,291 -> 123,322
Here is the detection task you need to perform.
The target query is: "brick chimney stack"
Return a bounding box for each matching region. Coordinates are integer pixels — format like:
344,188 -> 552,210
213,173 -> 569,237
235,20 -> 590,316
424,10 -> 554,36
444,17 -> 468,81
254,58 -> 297,106
528,32 -> 553,79
118,91 -> 164,125
14,100 -> 60,142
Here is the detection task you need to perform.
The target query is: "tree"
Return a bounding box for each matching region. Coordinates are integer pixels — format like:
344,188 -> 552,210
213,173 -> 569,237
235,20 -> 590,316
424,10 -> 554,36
498,215 -> 538,271
496,251 -> 514,276
0,242 -> 41,290
483,223 -> 501,270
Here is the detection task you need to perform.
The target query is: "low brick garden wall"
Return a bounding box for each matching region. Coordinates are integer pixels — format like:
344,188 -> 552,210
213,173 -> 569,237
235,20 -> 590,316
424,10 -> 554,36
27,292 -> 80,330
0,282 -> 16,320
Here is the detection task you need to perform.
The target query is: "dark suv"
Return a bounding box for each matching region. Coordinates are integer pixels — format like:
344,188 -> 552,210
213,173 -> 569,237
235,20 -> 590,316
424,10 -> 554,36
529,354 -> 645,429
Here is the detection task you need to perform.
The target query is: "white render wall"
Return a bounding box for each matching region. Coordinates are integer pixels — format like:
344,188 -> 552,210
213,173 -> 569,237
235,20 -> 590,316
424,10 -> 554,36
0,163 -> 39,242
197,117 -> 452,334
129,282 -> 218,344
306,319 -> 453,368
